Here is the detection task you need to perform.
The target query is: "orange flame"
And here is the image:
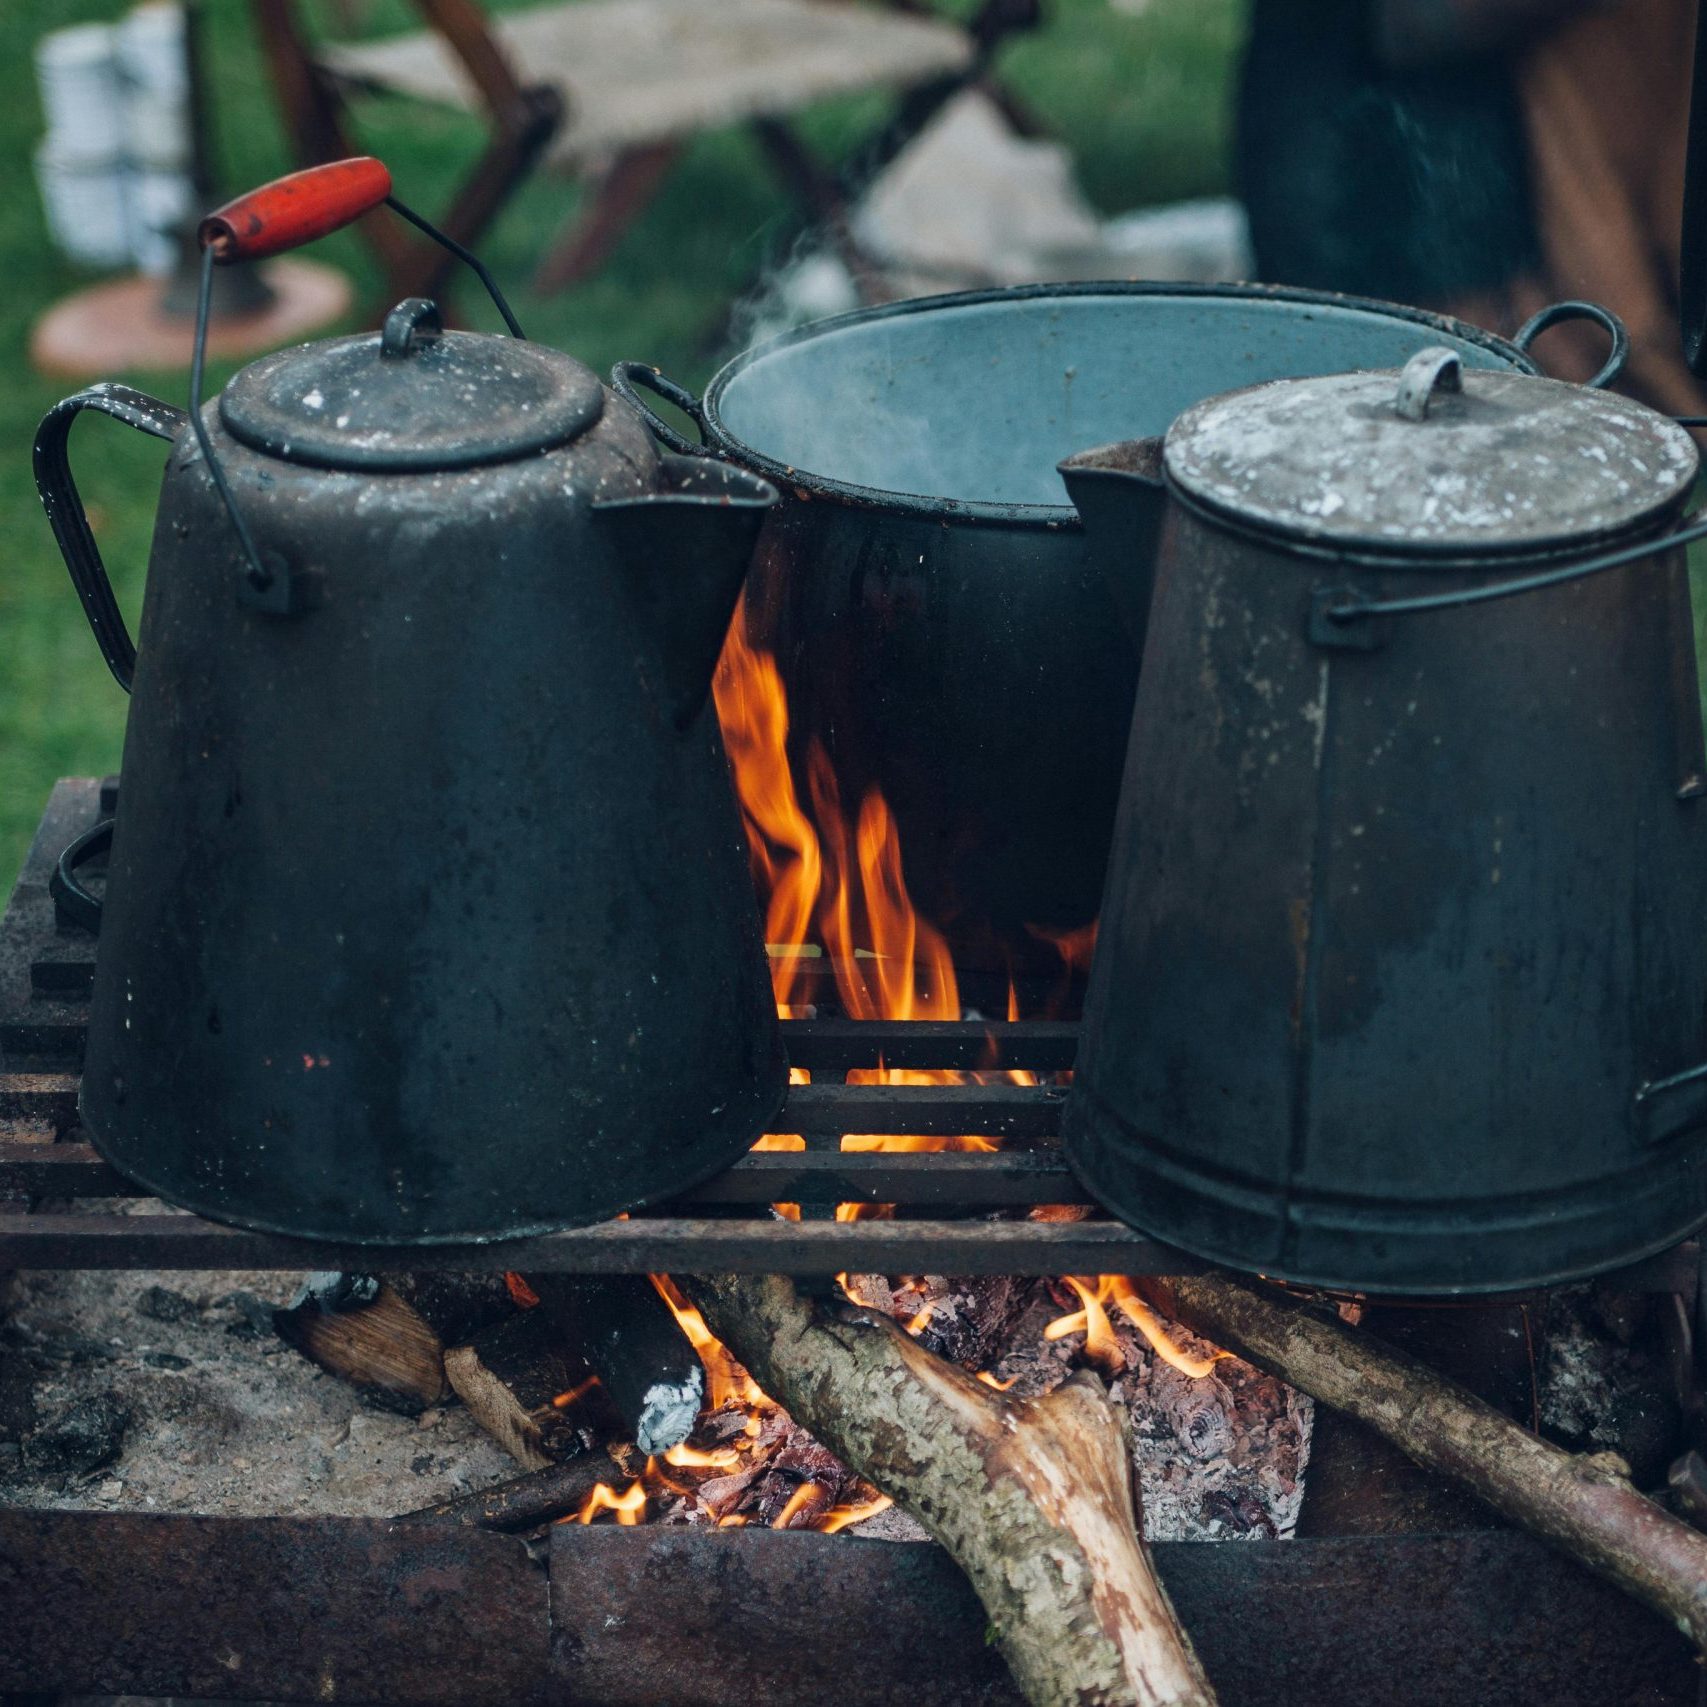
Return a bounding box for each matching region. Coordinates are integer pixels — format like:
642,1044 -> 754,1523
712,605 -> 822,1013
1044,1276 -> 1223,1379
771,1480 -> 825,1529
574,1481 -> 647,1525
818,1492 -> 894,1533
663,1442 -> 743,1471
551,1374 -> 601,1410
649,1274 -> 768,1414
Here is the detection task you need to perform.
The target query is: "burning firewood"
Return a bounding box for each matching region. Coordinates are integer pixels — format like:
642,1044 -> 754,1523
444,1305 -> 611,1471
405,1440 -> 647,1532
681,1271 -> 1217,1707
446,1274 -> 702,1468
1142,1271 -> 1707,1654
525,1275 -> 704,1456
273,1272 -> 514,1411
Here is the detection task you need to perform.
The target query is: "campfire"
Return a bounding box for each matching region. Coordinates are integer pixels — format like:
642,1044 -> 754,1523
10,151 -> 1707,1707
417,604 -> 1305,1543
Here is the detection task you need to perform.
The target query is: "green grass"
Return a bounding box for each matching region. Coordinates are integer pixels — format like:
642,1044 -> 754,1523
0,0 -> 1239,883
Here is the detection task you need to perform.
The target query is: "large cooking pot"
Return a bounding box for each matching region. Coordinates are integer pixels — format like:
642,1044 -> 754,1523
614,286 -> 1621,971
1058,345 -> 1707,1294
31,162 -> 785,1244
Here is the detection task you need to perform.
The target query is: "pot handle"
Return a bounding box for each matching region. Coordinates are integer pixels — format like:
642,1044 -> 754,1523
610,362 -> 717,458
50,818 -> 113,934
1511,300 -> 1630,390
33,385 -> 188,694
1310,508 -> 1707,647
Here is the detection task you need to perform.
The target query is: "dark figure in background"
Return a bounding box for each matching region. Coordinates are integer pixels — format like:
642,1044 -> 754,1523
1239,0 -> 1704,412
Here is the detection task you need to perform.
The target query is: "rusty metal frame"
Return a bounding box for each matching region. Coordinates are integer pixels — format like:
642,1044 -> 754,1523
3,782 -> 1703,1704
0,1513 -> 1699,1706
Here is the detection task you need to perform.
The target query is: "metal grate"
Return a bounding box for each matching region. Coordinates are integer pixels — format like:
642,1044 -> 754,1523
0,779 -> 1192,1276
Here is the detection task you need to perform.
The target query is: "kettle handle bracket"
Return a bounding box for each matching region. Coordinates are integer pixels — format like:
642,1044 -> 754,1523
1308,586 -> 1392,651
1636,1059 -> 1707,1147
235,554 -> 325,618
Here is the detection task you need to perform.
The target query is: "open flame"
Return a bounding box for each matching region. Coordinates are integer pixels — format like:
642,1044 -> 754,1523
1043,1275 -> 1226,1380
713,605 -> 1028,1225
569,609 -> 1214,1529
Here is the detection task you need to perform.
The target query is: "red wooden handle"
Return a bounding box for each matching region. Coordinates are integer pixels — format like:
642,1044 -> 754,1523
198,157 -> 393,264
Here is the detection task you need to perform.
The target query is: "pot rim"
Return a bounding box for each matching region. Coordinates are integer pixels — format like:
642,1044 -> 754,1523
698,280 -> 1541,529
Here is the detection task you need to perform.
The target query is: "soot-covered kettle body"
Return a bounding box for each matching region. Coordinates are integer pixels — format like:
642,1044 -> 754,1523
1060,347 -> 1707,1293
32,163 -> 784,1243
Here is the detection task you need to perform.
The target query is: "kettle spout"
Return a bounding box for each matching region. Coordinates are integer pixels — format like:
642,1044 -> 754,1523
593,454 -> 777,729
1059,438 -> 1168,651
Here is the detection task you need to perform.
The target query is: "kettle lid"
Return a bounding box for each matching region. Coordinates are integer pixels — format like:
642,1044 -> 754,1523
1163,348 -> 1699,557
218,299 -> 605,473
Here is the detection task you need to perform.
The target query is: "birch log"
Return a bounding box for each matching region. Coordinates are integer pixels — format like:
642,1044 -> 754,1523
1143,1270 -> 1707,1652
684,1271 -> 1216,1707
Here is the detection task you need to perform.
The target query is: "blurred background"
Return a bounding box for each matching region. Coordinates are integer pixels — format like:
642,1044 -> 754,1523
4,0 -> 1702,886
0,0 -> 1239,883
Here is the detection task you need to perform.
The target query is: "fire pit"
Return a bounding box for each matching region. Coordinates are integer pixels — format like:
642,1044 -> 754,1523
2,778 -> 1704,1705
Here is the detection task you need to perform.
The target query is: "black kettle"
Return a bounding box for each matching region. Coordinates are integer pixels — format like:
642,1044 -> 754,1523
1059,344 -> 1707,1293
33,162 -> 785,1244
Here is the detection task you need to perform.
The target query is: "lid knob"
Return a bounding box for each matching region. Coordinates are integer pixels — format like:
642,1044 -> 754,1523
380,297 -> 443,360
1394,347 -> 1464,421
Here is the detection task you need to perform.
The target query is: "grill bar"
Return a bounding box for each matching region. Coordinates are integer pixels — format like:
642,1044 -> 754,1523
0,1209 -> 1188,1275
0,1140 -> 1090,1207
784,1017 -> 1079,1071
0,779 -> 1124,1275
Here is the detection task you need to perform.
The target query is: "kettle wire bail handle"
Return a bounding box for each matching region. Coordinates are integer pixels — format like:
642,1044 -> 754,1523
1310,508 -> 1707,648
50,819 -> 113,935
189,160 -> 531,617
1512,300 -> 1631,391
199,157 -> 526,338
186,243 -> 294,615
32,384 -> 188,695
610,363 -> 717,458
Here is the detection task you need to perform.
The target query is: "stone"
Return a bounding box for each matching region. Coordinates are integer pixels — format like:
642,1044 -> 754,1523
23,1394 -> 131,1478
137,1284 -> 199,1324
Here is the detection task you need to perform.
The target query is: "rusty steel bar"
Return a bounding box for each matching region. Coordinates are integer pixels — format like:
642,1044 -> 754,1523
2,1510 -> 1696,1705
782,1017 -> 1079,1071
0,1141 -> 1089,1208
785,1081 -> 1064,1137
0,1209 -> 1184,1275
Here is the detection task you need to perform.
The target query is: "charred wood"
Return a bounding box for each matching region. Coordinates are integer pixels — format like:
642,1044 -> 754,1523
404,1440 -> 645,1532
443,1304 -> 613,1470
273,1272 -> 513,1412
682,1271 -> 1216,1707
526,1275 -> 702,1455
1144,1270 -> 1707,1653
